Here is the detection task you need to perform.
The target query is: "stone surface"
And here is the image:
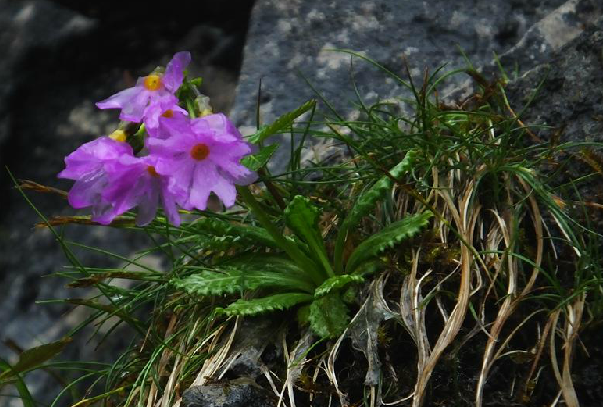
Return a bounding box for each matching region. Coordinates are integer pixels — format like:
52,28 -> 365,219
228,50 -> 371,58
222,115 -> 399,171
499,0 -> 602,72
183,381 -> 276,407
0,0 -> 94,148
0,1 -> 254,406
231,0 -> 600,172
506,16 -> 603,231
449,0 -> 602,100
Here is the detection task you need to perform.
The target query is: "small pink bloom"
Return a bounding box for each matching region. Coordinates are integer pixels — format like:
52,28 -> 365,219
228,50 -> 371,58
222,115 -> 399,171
103,155 -> 184,226
148,113 -> 257,211
145,104 -> 189,140
58,137 -> 133,224
96,51 -> 191,124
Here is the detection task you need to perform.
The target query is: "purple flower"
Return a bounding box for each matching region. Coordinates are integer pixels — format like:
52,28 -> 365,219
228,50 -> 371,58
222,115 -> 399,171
148,113 -> 257,211
145,105 -> 189,140
96,51 -> 191,124
58,137 -> 133,224
103,155 -> 184,226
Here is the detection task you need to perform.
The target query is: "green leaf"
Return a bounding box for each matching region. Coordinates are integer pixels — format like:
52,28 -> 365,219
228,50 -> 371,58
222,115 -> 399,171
348,150 -> 416,227
346,211 -> 433,273
334,150 -> 417,272
220,293 -> 313,316
309,294 -> 350,338
174,264 -> 315,295
0,358 -> 35,407
285,196 -> 321,246
285,195 -> 332,277
314,275 -> 364,297
297,304 -> 311,326
174,270 -> 247,296
0,337 -> 72,381
241,143 -> 280,171
356,151 -> 417,225
218,254 -> 309,281
188,217 -> 278,249
247,100 -> 316,145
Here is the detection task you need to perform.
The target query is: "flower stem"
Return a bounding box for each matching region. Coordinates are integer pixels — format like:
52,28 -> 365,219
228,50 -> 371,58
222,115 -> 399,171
237,186 -> 324,286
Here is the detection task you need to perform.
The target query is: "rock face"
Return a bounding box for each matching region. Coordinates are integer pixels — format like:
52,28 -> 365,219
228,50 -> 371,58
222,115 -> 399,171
0,1 -> 254,406
506,16 -> 603,233
183,382 -> 276,407
0,0 -> 94,149
231,0 -> 601,171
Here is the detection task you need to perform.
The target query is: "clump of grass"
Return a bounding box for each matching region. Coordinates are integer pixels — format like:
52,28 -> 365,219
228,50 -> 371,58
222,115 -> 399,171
5,52 -> 603,407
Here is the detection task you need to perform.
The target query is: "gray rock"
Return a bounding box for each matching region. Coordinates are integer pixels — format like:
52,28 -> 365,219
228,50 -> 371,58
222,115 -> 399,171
505,16 -> 603,230
498,0 -> 602,74
183,381 -> 276,407
0,0 -> 95,148
448,0 -> 602,100
231,0 -> 602,172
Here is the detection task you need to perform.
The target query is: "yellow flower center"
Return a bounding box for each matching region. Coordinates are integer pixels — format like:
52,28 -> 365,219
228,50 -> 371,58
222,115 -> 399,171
190,144 -> 210,161
147,166 -> 159,177
108,129 -> 127,142
162,109 -> 174,118
143,75 -> 162,91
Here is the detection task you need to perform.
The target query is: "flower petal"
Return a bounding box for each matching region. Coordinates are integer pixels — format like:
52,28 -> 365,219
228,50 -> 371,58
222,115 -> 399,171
188,162 -> 214,210
59,137 -> 132,179
135,181 -> 160,226
68,169 -> 107,209
211,173 -> 237,207
161,179 -> 182,226
96,87 -> 141,110
119,89 -> 151,122
91,202 -> 119,225
163,51 -> 191,92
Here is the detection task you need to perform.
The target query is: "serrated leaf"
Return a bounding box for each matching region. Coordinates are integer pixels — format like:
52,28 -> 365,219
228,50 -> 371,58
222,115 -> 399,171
334,151 -> 417,272
285,196 -> 321,245
188,217 -> 278,249
346,150 -> 417,231
220,293 -> 313,316
247,100 -> 316,145
173,270 -> 245,296
0,337 -> 72,381
314,275 -> 364,297
309,294 -> 350,338
174,265 -> 314,295
241,143 -> 280,171
346,211 -> 432,273
284,196 -> 331,275
218,254 -> 309,281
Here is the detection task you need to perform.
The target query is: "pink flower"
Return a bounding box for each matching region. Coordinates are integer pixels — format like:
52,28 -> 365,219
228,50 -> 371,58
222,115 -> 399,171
148,113 -> 257,211
103,155 -> 184,226
96,51 -> 191,124
145,105 -> 189,140
58,137 -> 133,224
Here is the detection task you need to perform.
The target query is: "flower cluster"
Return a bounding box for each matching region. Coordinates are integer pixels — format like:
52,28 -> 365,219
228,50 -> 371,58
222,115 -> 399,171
59,52 -> 257,226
